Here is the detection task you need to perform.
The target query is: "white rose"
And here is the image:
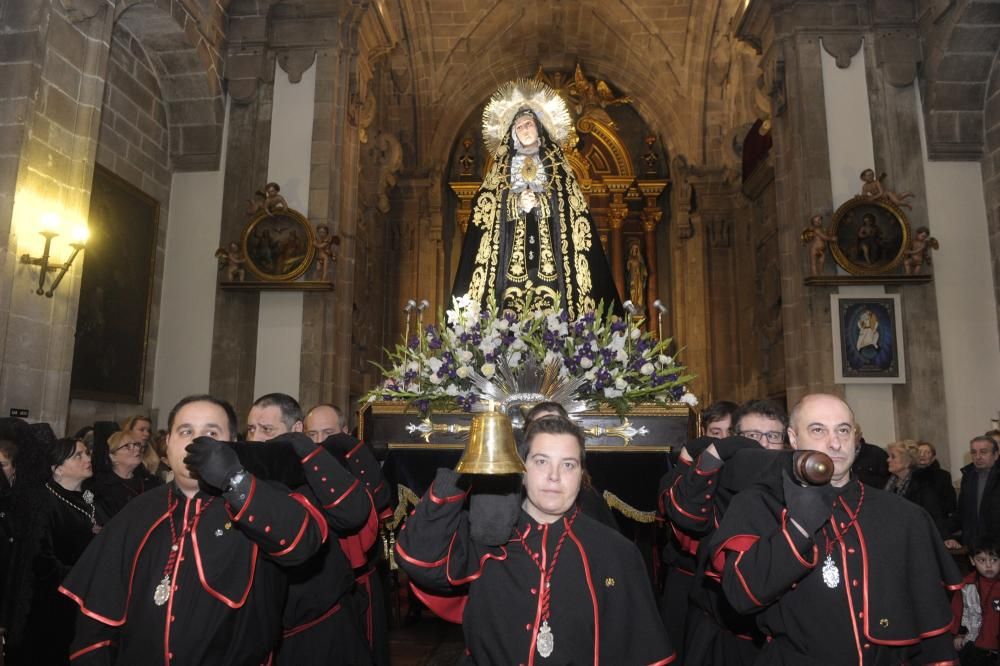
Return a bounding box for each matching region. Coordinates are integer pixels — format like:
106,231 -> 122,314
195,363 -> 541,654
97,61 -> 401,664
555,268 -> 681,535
615,377 -> 627,390
615,349 -> 628,363
426,358 -> 443,373
456,366 -> 471,379
579,357 -> 594,369
458,349 -> 474,363
630,327 -> 641,340
680,392 -> 699,406
445,384 -> 460,396
584,370 -> 597,381
428,374 -> 443,385
481,362 -> 496,378
603,387 -> 623,398
640,362 -> 655,375
659,354 -> 673,365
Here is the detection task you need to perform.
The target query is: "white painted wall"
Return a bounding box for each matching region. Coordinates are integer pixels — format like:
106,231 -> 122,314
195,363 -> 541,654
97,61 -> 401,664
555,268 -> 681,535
916,89 -> 1000,478
252,59 -> 316,400
151,101 -> 231,428
820,39 -> 897,446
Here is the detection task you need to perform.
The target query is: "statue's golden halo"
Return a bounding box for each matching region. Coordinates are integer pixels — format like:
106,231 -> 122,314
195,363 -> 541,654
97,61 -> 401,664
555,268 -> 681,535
481,79 -> 573,156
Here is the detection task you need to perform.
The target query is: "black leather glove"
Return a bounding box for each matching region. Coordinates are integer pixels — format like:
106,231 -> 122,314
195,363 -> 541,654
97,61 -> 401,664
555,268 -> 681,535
469,475 -> 522,547
270,432 -> 317,458
782,470 -> 836,535
685,436 -> 719,460
321,433 -> 360,456
713,435 -> 761,461
186,437 -> 243,491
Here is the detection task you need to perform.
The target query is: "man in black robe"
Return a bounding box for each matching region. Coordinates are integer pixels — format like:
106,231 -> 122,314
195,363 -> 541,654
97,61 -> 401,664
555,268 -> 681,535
246,393 -> 383,666
657,399 -> 785,665
60,394 -> 328,665
709,393 -> 961,665
396,416 -> 674,665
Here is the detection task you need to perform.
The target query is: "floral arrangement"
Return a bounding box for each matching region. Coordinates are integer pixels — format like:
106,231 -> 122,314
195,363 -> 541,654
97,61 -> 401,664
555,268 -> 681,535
364,296 -> 697,415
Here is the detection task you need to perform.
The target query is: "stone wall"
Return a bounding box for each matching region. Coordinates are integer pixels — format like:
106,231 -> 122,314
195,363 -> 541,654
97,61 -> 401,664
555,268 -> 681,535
67,24 -> 172,433
985,57 -> 1000,349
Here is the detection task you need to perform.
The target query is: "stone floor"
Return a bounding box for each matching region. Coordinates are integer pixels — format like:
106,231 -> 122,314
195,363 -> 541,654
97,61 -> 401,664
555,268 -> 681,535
385,571 -> 465,666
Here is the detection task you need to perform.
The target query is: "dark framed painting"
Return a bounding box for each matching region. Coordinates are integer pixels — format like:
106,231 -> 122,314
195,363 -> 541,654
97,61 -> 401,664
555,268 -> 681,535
829,196 -> 911,276
241,208 -> 316,281
70,165 -> 159,403
830,294 -> 906,384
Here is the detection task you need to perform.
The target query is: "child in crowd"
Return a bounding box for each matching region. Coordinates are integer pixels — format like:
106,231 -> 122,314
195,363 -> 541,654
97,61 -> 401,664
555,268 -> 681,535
954,538 -> 1000,665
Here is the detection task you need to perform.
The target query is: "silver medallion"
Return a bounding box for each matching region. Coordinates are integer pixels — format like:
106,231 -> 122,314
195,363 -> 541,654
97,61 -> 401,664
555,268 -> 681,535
154,575 -> 171,606
82,489 -> 95,505
821,554 -> 840,589
537,620 -> 554,658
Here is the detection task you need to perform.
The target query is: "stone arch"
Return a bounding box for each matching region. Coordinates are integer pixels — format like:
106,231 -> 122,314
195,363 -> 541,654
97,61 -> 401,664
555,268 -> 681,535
920,0 -> 1000,160
114,0 -> 225,170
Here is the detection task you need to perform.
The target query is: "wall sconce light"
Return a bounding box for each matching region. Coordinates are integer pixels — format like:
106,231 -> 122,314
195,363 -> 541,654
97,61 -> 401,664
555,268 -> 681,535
19,213 -> 88,297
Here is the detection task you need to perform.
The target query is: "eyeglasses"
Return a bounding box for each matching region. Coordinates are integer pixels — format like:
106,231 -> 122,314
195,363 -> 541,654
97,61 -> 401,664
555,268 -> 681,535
738,430 -> 785,445
111,442 -> 146,453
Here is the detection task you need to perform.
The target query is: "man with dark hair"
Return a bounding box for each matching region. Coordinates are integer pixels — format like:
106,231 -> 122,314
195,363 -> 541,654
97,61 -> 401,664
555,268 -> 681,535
732,399 -> 788,449
657,398 -> 781,663
397,417 -> 674,664
710,393 -> 961,664
947,436 -> 1000,550
60,394 -> 327,665
247,392 -> 305,441
701,400 -> 738,439
247,394 -> 382,665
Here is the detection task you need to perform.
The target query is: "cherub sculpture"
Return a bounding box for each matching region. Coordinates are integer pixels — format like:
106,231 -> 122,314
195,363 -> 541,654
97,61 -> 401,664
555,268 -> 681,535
860,169 -> 914,210
215,242 -> 246,282
903,226 -> 939,275
801,214 -> 837,276
245,188 -> 265,218
263,182 -> 288,216
313,223 -> 340,281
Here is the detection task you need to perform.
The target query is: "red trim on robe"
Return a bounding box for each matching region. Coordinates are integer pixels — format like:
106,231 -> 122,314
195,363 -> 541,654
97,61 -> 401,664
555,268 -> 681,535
408,581 -> 467,624
428,480 -> 468,505
566,524 -> 601,666
323,478 -> 361,509
282,601 -> 342,638
59,509 -> 173,626
394,540 -> 448,568
269,513 -> 311,558
70,640 -> 113,660
710,534 -> 759,574
230,477 -> 257,521
292,491 -> 329,544
300,446 -> 323,464
191,522 -> 258,608
780,509 -> 818,568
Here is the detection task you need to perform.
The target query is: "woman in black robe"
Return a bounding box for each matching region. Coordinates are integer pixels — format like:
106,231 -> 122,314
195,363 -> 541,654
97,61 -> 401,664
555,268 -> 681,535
451,80 -> 621,320
5,437 -> 105,666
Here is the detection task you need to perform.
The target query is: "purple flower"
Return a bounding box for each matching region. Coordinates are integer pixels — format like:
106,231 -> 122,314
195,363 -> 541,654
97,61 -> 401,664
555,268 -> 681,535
610,320 -> 626,333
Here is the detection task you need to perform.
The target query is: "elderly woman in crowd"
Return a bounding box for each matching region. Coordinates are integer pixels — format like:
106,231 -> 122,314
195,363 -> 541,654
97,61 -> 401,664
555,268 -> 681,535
90,428 -> 162,519
886,439 -> 949,536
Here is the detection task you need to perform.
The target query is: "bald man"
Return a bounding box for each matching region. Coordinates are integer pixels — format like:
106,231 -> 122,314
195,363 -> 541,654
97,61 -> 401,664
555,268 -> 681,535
305,403 -> 393,665
709,394 -> 962,664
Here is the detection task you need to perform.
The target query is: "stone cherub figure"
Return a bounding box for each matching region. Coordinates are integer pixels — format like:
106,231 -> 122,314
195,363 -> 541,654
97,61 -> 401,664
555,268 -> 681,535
903,226 -> 939,275
860,168 -> 914,210
801,214 -> 837,276
263,182 -> 288,216
215,241 -> 246,282
313,223 -> 340,281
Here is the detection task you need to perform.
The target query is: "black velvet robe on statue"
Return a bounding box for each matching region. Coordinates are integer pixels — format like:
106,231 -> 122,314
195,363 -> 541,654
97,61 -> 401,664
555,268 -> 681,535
451,119 -> 622,320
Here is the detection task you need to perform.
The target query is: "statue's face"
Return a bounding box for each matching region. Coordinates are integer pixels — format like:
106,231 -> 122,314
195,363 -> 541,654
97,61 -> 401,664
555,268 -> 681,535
514,115 -> 539,147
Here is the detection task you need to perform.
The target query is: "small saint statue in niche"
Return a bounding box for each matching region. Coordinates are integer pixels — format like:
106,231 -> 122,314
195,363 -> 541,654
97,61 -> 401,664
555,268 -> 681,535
903,226 -> 939,275
801,214 -> 837,276
859,168 -> 914,210
313,223 -> 340,281
626,243 -> 648,309
215,241 -> 246,282
263,182 -> 288,216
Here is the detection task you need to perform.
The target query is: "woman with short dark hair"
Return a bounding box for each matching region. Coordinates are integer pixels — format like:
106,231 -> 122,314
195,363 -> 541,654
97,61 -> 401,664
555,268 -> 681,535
5,437 -> 106,665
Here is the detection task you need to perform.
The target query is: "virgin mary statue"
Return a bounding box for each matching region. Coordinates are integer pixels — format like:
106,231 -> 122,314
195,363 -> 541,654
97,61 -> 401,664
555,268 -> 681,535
450,80 -> 622,320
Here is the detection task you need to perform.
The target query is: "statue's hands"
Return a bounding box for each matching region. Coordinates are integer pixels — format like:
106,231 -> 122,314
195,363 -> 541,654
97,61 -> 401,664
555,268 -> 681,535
519,191 -> 537,213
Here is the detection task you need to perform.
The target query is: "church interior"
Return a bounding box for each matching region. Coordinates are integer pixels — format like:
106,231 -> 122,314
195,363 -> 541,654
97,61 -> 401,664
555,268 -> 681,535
2,0 -> 999,483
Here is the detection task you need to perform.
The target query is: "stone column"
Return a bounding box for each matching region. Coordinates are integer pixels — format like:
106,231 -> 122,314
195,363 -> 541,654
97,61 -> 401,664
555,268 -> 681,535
604,176 -> 634,301
0,1 -> 115,433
